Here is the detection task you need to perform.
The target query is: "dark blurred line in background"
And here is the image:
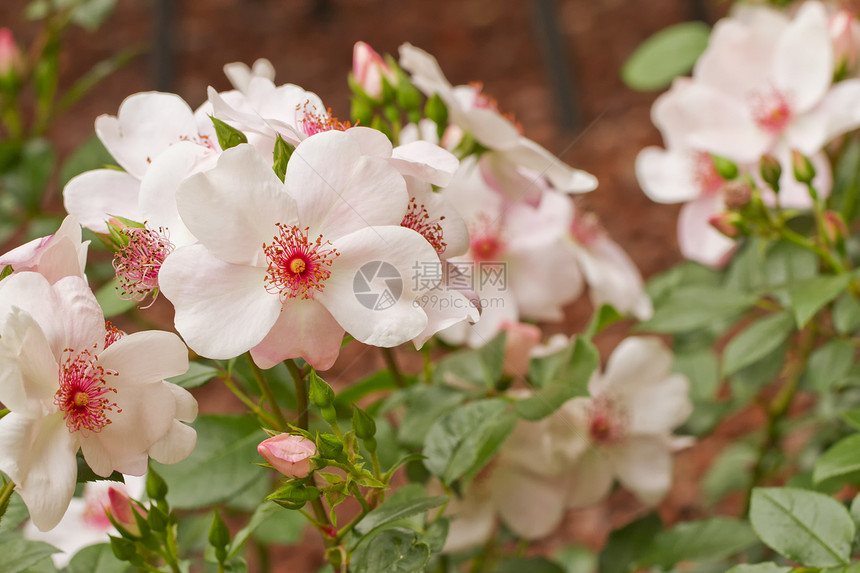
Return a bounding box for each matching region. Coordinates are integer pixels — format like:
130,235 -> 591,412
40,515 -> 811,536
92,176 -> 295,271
153,0 -> 174,91
531,0 -> 581,131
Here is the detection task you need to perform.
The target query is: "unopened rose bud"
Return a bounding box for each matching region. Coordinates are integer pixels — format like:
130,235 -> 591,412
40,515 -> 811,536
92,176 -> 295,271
824,211 -> 848,246
500,321 -> 541,378
257,433 -> 316,479
759,154 -> 782,192
723,180 -> 753,210
830,11 -> 860,77
0,28 -> 22,82
711,154 -> 738,181
708,212 -> 742,238
791,149 -> 816,184
108,486 -> 145,537
352,41 -> 396,101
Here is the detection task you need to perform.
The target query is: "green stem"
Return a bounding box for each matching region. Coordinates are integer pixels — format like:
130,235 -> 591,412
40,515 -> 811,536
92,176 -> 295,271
334,485 -> 372,543
779,227 -> 846,274
381,347 -> 406,388
743,324 -> 817,515
247,355 -> 287,431
0,478 -> 15,526
221,375 -> 279,429
286,359 -> 309,429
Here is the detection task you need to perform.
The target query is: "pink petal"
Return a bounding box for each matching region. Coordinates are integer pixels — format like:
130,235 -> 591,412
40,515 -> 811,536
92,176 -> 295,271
251,299 -> 345,370
677,194 -> 736,267
490,465 -> 569,539
607,436 -> 674,506
635,146 -> 702,204
565,448 -> 614,508
63,169 -> 142,234
772,1 -> 832,114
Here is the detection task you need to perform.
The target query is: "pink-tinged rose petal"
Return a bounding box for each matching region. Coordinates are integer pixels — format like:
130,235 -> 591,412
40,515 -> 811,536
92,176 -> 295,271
391,140 -> 459,187
786,79 -> 860,154
607,436 -> 673,506
500,321 -> 541,378
98,330 -> 189,387
677,194 -> 736,267
224,58 -> 276,93
0,272 -> 65,356
345,126 -> 393,159
592,336 -> 674,398
158,244 -> 282,359
63,169 -> 142,234
504,138 -> 598,194
635,146 -> 703,204
148,420 -> 197,465
772,1 -> 832,114
53,276 -> 107,353
251,299 -> 345,371
0,412 -> 79,531
257,433 -> 317,478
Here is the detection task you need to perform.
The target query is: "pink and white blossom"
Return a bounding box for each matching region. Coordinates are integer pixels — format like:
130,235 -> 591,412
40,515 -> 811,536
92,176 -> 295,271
0,272 -> 196,531
0,216 -> 89,283
352,41 -> 397,100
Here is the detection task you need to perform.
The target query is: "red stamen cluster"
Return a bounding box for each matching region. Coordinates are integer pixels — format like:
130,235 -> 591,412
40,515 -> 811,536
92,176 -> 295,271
401,197 -> 447,256
751,88 -> 792,134
570,210 -> 604,247
263,224 -> 338,300
692,152 -> 725,196
469,217 -> 505,262
113,226 -> 174,305
299,101 -> 352,137
587,397 -> 626,445
54,348 -> 119,436
104,321 -> 124,349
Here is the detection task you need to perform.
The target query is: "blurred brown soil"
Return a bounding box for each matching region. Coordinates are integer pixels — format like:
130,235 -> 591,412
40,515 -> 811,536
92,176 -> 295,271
0,0 -> 746,571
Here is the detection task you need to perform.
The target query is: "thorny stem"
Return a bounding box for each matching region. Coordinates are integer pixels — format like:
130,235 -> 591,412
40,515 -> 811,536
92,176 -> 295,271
743,323 -> 817,515
381,347 -> 407,388
247,355 -> 287,431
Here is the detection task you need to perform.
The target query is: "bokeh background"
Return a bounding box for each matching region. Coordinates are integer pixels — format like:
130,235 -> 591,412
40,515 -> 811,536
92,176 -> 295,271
1,1 -> 733,570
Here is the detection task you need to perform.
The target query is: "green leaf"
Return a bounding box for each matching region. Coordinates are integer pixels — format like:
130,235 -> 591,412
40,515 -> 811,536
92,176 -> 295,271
728,341 -> 788,405
0,535 -> 59,573
210,116 -> 247,150
58,135 -> 116,187
813,434 -> 860,485
703,442 -> 757,506
621,21 -> 710,91
227,501 -> 303,558
0,494 -> 29,534
394,386 -> 465,449
597,513 -> 662,573
250,505 -> 306,546
750,487 -> 854,567
725,238 -> 818,295
638,285 -> 757,333
830,134 -> 860,223
433,331 -> 507,388
423,399 -> 516,483
833,292 -> 860,335
725,565 -> 791,573
150,415 -> 266,509
354,495 -> 447,536
585,304 -> 623,338
351,528 -> 430,573
722,312 -> 795,377
272,135 -> 294,183
787,273 -> 852,328
65,543 -> 128,573
1,139 -> 55,214
554,545 -> 596,573
94,281 -> 138,318
841,407 -> 860,430
646,260 -> 721,305
639,517 -> 758,568
70,0 -> 117,30
167,362 -> 218,390
674,348 -> 720,401
515,337 -> 599,420
494,557 -> 566,573
804,339 -> 855,393
333,370 -> 401,415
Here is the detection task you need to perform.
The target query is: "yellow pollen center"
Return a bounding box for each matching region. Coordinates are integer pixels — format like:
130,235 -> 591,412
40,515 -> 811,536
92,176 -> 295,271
290,259 -> 306,275
73,391 -> 90,407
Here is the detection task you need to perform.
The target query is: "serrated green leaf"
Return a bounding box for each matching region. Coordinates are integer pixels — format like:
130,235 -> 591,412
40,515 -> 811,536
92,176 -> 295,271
722,312 -> 795,377
354,496 -> 446,536
516,337 -> 598,420
787,273 -> 852,328
597,513 -> 662,573
750,487 -> 854,567
638,285 -> 757,333
639,517 -> 758,568
622,21 -> 710,91
0,536 -> 59,573
804,339 -> 855,393
351,528 -> 430,573
813,434 -> 860,485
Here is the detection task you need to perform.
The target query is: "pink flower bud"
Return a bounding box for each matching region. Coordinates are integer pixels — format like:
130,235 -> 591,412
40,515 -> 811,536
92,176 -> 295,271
258,433 -> 317,478
352,41 -> 395,100
0,28 -> 22,79
824,210 -> 848,245
501,321 -> 542,378
108,486 -> 145,537
708,212 -> 742,238
830,10 -> 860,75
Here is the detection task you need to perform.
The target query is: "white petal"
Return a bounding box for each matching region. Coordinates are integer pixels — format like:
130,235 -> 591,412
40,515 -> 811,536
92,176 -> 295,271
176,144 -> 297,266
772,1 -> 832,114
406,178 -> 470,258
63,169 -> 142,234
287,131 -> 409,239
99,330 -> 189,386
345,126 -> 393,158
0,272 -> 65,356
677,194 -> 736,267
319,226 -> 436,346
158,244 -> 282,359
250,299 -> 345,370
148,419 -> 197,465
0,307 -> 57,413
635,146 -> 702,204
508,242 -> 584,322
490,465 -> 568,539
573,236 -> 653,321
53,275 -> 106,353
412,287 -> 480,349
565,448 -> 615,508
166,382 -> 198,422
96,92 -> 200,179
626,373 -> 692,435
391,141 -> 459,187
505,138 -> 598,194
607,436 -> 674,506
786,79 -> 860,154
0,412 -> 79,531
593,336 -> 673,398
